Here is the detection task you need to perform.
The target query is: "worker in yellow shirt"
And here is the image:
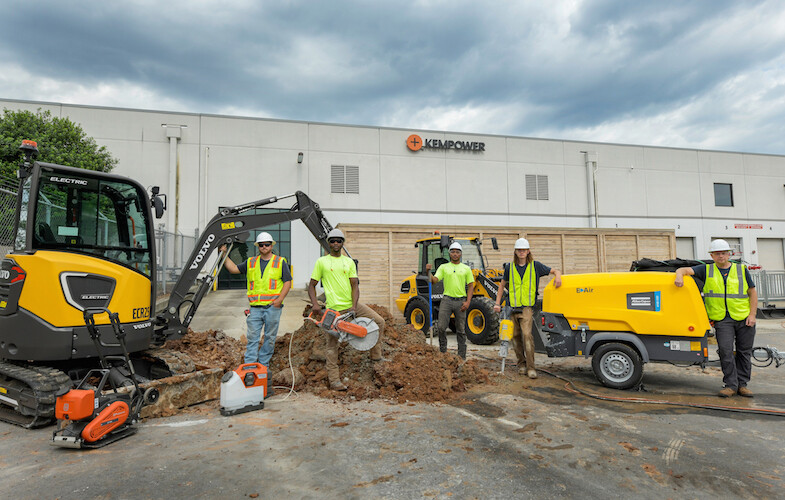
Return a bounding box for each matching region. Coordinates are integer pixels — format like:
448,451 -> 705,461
308,229 -> 386,391
425,241 -> 475,359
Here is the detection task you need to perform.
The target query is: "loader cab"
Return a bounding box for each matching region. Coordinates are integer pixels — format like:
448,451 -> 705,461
417,237 -> 486,274
13,162 -> 156,276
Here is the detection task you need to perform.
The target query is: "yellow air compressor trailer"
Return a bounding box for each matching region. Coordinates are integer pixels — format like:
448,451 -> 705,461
539,272 -> 712,389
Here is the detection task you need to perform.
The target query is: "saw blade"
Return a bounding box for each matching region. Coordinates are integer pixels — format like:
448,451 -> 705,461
346,317 -> 380,351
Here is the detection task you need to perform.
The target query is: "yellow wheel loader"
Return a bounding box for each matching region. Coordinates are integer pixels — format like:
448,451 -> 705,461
396,234 -> 506,345
0,140 -> 337,428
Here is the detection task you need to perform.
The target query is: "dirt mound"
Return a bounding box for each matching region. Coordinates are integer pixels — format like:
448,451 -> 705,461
163,329 -> 244,371
268,305 -> 491,402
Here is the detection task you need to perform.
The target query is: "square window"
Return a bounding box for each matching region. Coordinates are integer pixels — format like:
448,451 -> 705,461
714,183 -> 733,207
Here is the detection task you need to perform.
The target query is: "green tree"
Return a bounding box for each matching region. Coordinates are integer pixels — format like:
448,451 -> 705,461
0,108 -> 117,180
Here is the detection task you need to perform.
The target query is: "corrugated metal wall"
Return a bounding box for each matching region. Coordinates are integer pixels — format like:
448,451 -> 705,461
338,224 -> 676,316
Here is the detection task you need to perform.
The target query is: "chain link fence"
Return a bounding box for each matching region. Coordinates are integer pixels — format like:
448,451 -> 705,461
155,227 -> 198,299
0,176 -> 18,257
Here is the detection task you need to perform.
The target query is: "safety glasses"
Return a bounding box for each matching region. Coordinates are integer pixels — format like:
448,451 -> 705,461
257,242 -> 272,247
328,238 -> 343,244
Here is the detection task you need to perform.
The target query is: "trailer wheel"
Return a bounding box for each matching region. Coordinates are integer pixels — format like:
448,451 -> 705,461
464,297 -> 499,345
404,296 -> 431,334
591,342 -> 644,389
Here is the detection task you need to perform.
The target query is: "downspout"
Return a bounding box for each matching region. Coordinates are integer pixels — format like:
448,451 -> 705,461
164,124 -> 184,264
581,151 -> 599,228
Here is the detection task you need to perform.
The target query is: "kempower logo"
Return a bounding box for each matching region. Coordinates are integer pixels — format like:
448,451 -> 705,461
189,234 -> 215,270
406,134 -> 423,151
406,134 -> 485,152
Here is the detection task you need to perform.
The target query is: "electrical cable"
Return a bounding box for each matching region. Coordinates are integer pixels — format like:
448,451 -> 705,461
473,352 -> 784,416
268,327 -> 298,402
538,368 -> 785,417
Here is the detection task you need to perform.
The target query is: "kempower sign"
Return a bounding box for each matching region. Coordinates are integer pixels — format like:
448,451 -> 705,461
406,134 -> 485,152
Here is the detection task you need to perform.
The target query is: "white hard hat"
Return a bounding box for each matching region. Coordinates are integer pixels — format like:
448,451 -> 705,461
255,232 -> 275,245
327,228 -> 345,240
708,239 -> 732,253
449,242 -> 462,251
514,238 -> 530,250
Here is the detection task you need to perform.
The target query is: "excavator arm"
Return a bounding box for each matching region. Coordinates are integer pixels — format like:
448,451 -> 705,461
153,191 -> 336,343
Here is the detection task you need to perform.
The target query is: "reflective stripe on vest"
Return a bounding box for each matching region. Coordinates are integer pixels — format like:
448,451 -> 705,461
509,262 -> 536,307
702,263 -> 750,321
247,255 -> 285,305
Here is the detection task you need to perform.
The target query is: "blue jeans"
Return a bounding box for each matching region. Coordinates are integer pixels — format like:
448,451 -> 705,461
245,305 -> 283,367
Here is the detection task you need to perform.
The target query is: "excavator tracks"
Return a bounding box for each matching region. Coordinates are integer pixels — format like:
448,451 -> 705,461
0,361 -> 73,428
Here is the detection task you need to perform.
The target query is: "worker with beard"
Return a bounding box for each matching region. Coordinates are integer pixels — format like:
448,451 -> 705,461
222,232 -> 292,370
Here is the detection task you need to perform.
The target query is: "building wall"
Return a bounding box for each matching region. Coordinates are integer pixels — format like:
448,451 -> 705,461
4,98 -> 785,289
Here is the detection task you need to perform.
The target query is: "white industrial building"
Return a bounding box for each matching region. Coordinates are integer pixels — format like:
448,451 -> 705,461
3,98 -> 785,290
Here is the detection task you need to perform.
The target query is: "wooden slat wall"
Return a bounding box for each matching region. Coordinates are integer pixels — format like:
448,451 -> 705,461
338,224 -> 675,317
605,235 -> 638,272
346,231 -> 390,305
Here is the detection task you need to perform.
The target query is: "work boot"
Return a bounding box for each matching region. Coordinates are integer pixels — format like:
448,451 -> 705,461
517,365 -> 527,375
737,386 -> 754,398
527,369 -> 538,379
330,381 -> 348,391
718,387 -> 735,398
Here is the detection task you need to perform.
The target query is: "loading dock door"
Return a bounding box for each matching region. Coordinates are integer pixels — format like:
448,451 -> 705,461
676,237 -> 695,260
757,238 -> 785,271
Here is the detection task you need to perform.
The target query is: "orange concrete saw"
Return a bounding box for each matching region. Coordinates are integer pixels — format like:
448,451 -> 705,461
307,308 -> 380,351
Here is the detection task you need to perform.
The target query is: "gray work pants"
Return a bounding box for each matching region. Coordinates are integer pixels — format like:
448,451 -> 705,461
436,296 -> 467,359
714,317 -> 756,390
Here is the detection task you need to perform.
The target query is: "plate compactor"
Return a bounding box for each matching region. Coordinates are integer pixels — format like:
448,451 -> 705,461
52,309 -> 159,449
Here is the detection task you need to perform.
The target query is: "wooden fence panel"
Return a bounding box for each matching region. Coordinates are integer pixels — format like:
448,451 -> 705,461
605,235 -> 637,272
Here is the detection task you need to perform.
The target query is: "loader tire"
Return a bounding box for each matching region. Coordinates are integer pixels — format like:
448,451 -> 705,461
404,296 -> 431,335
591,342 -> 644,390
464,297 -> 499,345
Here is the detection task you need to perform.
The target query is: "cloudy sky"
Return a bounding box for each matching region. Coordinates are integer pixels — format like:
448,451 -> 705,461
2,0 -> 784,154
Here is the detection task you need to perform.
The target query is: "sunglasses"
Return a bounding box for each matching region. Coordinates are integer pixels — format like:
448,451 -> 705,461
257,242 -> 272,247
328,238 -> 344,244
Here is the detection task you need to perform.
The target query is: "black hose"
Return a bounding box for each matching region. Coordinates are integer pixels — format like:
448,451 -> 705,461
538,368 -> 785,417
472,353 -> 785,417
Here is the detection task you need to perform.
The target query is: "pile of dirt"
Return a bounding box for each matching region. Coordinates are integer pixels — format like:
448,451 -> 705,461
267,304 -> 491,403
163,329 -> 244,371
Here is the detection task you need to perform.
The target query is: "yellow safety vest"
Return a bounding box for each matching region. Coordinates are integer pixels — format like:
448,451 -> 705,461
702,263 -> 750,321
247,255 -> 285,306
508,262 -> 536,307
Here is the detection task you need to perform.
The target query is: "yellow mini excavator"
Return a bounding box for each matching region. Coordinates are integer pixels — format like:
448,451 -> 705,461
0,140 -> 337,430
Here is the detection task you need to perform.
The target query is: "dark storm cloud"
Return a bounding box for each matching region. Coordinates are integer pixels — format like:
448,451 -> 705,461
1,0 -> 784,153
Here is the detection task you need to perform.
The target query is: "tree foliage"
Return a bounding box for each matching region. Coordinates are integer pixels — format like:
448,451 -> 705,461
0,108 -> 118,180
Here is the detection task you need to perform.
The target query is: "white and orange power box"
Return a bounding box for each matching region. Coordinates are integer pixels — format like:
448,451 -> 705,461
220,363 -> 268,416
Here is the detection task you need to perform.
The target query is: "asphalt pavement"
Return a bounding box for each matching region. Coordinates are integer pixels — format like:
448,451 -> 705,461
3,290 -> 784,499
